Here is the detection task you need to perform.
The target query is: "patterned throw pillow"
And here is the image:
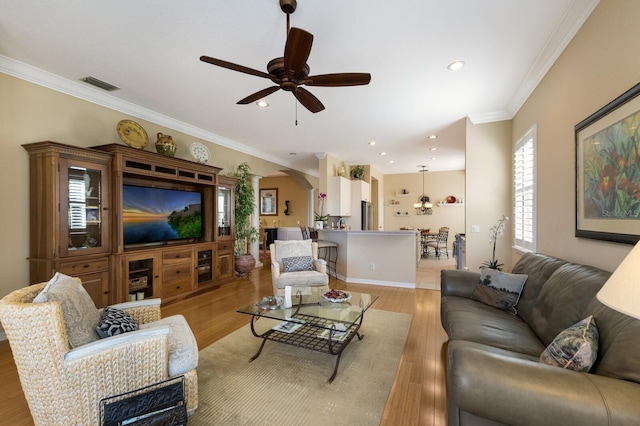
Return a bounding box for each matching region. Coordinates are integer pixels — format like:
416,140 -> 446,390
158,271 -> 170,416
282,256 -> 314,272
96,306 -> 139,338
33,272 -> 101,348
540,315 -> 599,372
472,268 -> 528,314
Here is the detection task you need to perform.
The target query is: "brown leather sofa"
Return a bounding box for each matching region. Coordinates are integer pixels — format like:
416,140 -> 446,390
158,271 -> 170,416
440,252 -> 640,425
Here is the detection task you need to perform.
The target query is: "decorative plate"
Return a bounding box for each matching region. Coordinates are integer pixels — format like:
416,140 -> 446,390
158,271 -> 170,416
323,290 -> 352,303
116,120 -> 148,149
446,195 -> 457,203
190,142 -> 210,163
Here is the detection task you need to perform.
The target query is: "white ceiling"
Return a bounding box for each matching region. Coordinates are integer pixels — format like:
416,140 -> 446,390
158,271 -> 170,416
0,0 -> 598,176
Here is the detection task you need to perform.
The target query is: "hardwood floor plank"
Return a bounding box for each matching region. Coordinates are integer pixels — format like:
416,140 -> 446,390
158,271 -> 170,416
0,261 -> 450,425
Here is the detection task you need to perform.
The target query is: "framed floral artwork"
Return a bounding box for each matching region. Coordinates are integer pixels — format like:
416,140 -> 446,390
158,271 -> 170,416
260,188 -> 278,216
575,82 -> 640,244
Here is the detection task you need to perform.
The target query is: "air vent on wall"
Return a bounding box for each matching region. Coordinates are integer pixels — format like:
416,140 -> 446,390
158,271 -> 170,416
80,76 -> 120,92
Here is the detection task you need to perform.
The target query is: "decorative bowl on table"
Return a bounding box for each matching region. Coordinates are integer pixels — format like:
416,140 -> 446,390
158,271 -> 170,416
323,289 -> 352,303
446,195 -> 457,203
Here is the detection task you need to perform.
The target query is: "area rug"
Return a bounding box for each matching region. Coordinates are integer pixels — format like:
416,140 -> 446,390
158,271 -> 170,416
189,308 -> 412,426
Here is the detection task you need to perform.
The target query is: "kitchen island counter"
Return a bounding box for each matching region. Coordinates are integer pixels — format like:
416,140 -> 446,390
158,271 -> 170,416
317,229 -> 419,288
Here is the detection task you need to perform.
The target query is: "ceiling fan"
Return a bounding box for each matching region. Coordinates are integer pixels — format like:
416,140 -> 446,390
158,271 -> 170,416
199,0 -> 371,113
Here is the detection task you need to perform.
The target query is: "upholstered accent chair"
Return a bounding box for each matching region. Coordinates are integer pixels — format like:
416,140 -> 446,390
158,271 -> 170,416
270,239 -> 329,303
0,275 -> 198,425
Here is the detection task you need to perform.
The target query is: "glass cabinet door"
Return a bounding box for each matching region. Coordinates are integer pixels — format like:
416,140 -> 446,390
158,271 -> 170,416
217,185 -> 232,238
61,160 -> 109,256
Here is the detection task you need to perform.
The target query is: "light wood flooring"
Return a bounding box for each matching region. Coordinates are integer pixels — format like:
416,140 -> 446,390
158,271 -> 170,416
0,259 -> 451,426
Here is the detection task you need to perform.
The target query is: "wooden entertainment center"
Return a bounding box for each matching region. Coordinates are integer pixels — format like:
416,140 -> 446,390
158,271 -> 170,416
23,141 -> 237,307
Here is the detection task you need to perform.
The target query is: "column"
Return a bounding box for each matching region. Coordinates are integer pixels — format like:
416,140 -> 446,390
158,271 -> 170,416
308,188 -> 316,227
251,174 -> 263,267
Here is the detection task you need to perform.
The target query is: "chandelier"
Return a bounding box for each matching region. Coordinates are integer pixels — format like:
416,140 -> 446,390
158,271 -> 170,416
414,165 -> 433,215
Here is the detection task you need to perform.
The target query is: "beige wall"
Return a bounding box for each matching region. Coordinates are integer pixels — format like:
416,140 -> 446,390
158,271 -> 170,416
0,73 -> 314,302
258,176 -> 310,228
383,171 -> 465,238
512,0 -> 639,270
465,120 -> 512,271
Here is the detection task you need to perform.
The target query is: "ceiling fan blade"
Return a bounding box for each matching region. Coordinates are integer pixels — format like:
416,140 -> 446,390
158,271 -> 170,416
200,55 -> 275,81
293,87 -> 325,113
237,86 -> 281,104
303,73 -> 371,87
284,27 -> 313,79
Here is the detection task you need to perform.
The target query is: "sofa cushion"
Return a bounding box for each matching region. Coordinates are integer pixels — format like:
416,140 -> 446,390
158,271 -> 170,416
511,252 -> 565,325
274,239 -> 313,271
472,268 -> 528,314
33,272 -> 101,348
96,306 -> 139,339
528,263 -> 610,345
282,255 -> 314,272
140,314 -> 198,376
585,298 -> 640,384
441,296 -> 545,356
540,315 -> 599,372
272,270 -> 329,289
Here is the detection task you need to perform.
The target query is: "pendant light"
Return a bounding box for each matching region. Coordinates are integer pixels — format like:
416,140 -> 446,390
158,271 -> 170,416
414,165 -> 433,215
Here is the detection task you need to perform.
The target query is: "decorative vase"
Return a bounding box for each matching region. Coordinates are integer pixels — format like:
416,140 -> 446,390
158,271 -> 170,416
337,166 -> 346,177
315,221 -> 324,230
155,132 -> 177,157
234,254 -> 256,276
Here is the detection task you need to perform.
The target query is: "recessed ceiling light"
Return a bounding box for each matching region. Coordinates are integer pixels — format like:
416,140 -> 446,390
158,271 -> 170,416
430,147 -> 437,151
380,152 -> 386,156
447,61 -> 465,71
428,135 -> 437,139
431,157 -> 437,160
388,160 -> 394,164
369,141 -> 376,146
256,100 -> 269,107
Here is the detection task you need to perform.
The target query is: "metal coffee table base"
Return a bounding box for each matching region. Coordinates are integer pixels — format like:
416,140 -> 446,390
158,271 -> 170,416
248,312 -> 365,383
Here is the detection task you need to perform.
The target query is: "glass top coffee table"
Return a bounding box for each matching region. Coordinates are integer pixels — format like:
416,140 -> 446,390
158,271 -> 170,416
237,290 -> 379,383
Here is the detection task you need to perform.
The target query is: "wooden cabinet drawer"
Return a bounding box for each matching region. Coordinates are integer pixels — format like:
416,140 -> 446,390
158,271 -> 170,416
162,278 -> 191,298
162,263 -> 192,284
59,258 -> 109,275
162,248 -> 193,265
217,241 -> 232,251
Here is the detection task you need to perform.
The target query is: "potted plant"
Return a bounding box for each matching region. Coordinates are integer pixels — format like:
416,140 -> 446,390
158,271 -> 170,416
229,162 -> 259,276
350,165 -> 365,180
481,215 -> 509,271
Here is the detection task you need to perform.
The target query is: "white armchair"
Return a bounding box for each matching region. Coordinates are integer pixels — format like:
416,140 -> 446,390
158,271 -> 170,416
270,239 -> 330,303
0,277 -> 198,425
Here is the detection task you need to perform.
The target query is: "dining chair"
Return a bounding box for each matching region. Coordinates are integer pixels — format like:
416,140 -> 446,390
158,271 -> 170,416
426,227 -> 450,259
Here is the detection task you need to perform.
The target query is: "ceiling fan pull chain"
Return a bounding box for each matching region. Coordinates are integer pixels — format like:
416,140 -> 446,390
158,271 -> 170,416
295,96 -> 298,126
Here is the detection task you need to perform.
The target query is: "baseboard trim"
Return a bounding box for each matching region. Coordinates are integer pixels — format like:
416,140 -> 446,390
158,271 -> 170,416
345,278 -> 415,288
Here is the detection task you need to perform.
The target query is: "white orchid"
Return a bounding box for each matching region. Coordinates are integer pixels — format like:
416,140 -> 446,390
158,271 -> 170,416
482,215 -> 509,270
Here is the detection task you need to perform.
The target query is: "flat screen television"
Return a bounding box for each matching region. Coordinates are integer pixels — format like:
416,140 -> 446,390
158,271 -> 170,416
122,184 -> 203,246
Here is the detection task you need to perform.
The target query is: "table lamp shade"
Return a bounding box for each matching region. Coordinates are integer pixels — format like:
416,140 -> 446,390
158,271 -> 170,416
596,241 -> 640,320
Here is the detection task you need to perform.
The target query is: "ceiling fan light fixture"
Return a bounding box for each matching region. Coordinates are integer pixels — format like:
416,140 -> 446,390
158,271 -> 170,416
428,134 -> 437,139
256,100 -> 269,107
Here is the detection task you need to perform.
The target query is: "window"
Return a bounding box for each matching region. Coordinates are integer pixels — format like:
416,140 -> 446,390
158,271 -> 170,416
68,168 -> 88,230
513,125 -> 536,252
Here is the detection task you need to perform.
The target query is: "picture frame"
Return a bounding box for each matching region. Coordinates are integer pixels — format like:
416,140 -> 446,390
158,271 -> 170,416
260,188 -> 278,216
575,82 -> 640,244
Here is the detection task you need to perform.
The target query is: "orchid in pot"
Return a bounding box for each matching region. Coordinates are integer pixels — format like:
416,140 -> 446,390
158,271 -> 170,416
481,215 -> 509,271
315,192 -> 328,228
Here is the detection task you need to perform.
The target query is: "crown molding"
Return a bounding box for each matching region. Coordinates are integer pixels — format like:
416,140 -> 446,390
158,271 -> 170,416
0,55 -> 319,177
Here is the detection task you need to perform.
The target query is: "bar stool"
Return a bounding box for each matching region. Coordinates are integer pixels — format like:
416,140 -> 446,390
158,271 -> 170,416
317,239 -> 338,280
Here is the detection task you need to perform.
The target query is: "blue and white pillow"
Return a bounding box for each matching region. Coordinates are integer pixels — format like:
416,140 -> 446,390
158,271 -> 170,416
282,256 -> 314,272
540,315 -> 599,372
472,268 -> 528,314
